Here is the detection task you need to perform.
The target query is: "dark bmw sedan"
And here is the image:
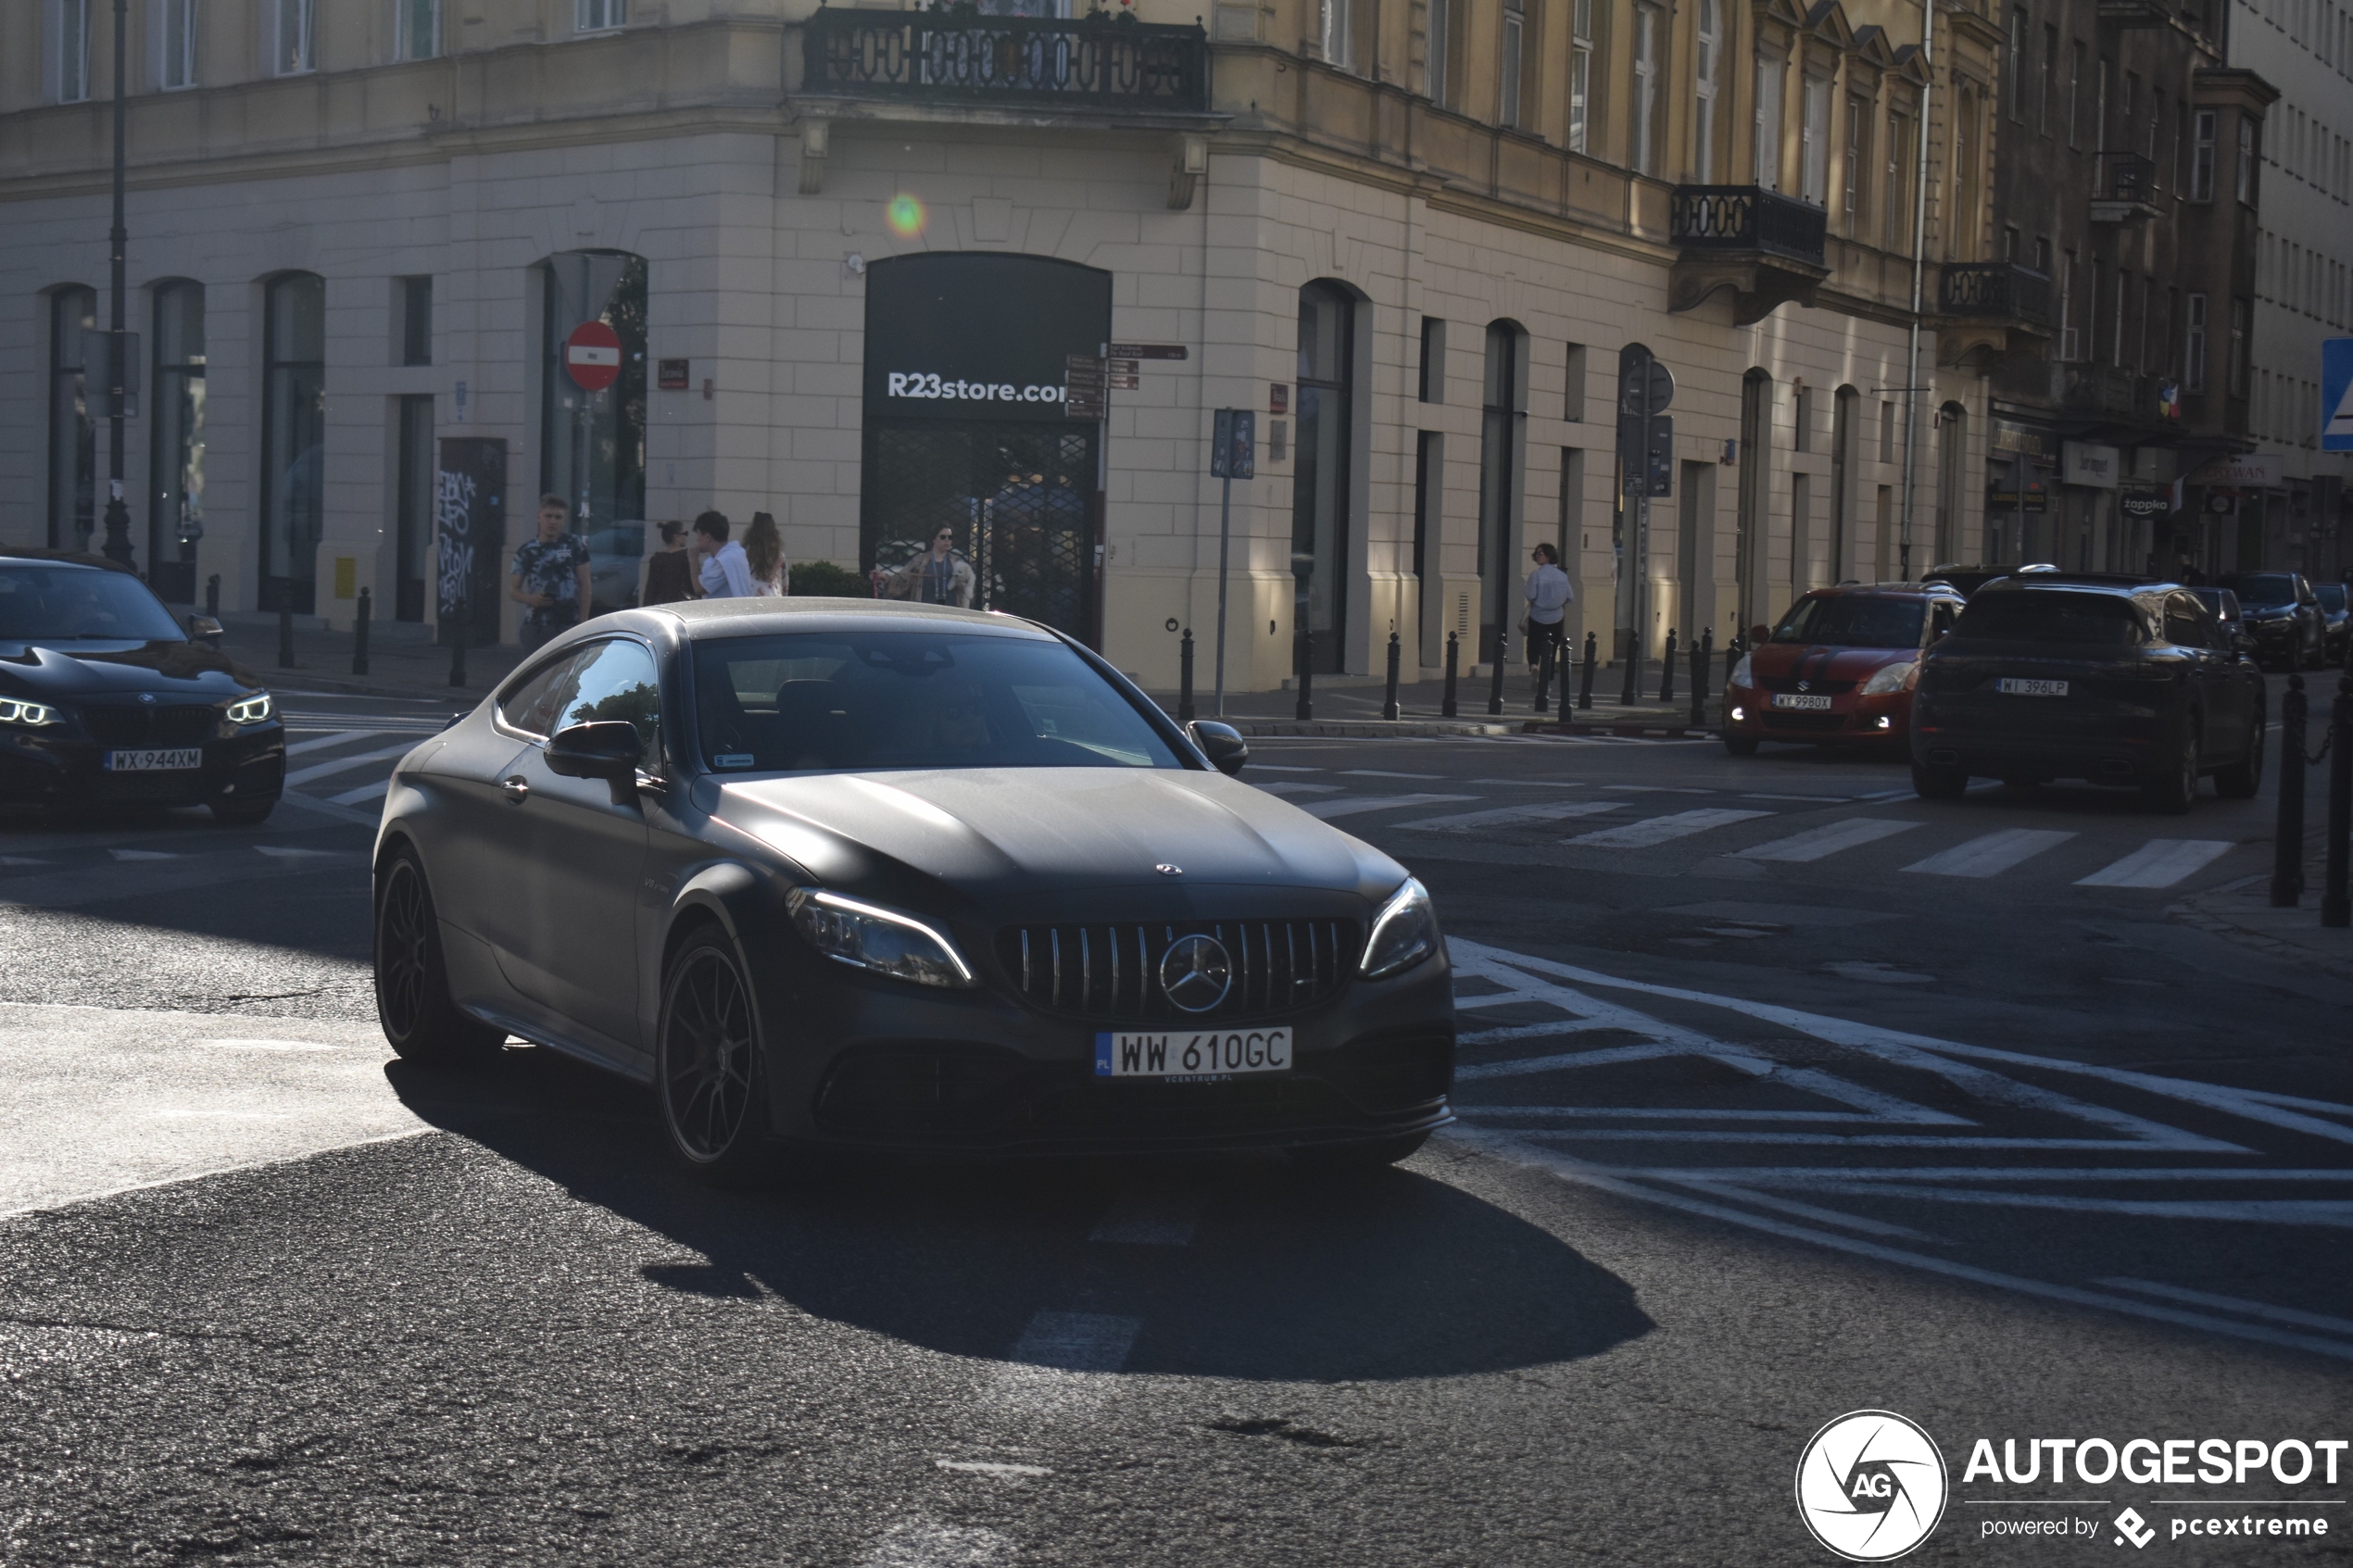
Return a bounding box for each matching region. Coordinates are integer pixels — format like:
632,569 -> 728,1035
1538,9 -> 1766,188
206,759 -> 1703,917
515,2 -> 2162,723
372,599 -> 1455,1181
2220,571 -> 2326,670
0,551 -> 283,822
1910,576 -> 2264,811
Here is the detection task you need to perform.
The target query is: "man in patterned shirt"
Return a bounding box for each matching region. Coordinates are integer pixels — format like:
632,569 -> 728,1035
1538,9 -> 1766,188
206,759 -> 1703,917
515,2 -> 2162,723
509,494 -> 593,653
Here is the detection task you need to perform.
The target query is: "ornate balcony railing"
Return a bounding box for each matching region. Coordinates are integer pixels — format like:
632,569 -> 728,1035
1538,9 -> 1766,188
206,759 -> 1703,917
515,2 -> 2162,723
2097,151 -> 2158,205
1939,261 -> 2053,324
1667,186 -> 1829,269
2057,363 -> 2158,420
802,8 -> 1210,112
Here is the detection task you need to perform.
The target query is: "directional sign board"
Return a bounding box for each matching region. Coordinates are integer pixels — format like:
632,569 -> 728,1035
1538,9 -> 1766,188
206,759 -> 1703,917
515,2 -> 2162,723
2324,338 -> 2353,452
1109,344 -> 1189,360
1064,354 -> 1106,420
564,320 -> 623,393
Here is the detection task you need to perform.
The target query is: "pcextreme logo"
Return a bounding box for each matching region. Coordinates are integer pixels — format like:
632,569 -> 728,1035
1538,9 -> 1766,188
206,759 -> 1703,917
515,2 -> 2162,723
1795,1410 -> 1952,1562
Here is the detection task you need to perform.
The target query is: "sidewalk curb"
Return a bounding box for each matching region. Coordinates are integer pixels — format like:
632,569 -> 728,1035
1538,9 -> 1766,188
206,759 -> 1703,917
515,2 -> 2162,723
2167,841 -> 2353,982
1521,721 -> 1720,740
1228,718 -> 1522,738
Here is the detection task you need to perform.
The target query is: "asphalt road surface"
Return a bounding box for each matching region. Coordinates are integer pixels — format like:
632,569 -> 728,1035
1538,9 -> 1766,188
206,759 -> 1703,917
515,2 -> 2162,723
2,681 -> 2347,1567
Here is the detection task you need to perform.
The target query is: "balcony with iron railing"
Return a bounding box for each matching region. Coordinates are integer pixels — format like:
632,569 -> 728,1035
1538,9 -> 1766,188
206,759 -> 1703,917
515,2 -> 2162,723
1668,186 -> 1830,267
1938,261 -> 2053,324
799,7 -> 1211,113
2091,152 -> 2161,221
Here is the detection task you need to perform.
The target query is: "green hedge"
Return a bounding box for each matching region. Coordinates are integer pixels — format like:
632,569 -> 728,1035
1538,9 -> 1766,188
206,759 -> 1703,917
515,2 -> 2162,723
789,560 -> 871,598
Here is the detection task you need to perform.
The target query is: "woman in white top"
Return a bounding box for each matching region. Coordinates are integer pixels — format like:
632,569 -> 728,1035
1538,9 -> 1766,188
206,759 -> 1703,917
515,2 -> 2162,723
742,511 -> 788,597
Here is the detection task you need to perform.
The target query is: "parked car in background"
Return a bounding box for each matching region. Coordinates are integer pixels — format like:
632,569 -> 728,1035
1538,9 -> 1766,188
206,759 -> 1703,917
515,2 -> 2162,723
1919,564 -> 2020,598
1910,575 -> 2264,812
2185,585 -> 2246,651
2218,571 -> 2326,670
1721,583 -> 1967,756
2314,582 -> 2350,664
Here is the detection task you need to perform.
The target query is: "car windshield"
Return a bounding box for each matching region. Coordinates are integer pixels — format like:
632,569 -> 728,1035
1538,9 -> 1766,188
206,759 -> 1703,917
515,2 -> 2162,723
693,631 -> 1185,774
1769,596 -> 1926,648
1952,592 -> 2146,646
0,564 -> 187,643
2223,573 -> 2299,608
2319,585 -> 2347,613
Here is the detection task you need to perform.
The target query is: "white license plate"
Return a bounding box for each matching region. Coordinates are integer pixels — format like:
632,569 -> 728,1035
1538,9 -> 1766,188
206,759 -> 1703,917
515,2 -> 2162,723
1995,678 -> 2070,697
1095,1028 -> 1292,1081
1771,693 -> 1834,710
103,748 -> 203,771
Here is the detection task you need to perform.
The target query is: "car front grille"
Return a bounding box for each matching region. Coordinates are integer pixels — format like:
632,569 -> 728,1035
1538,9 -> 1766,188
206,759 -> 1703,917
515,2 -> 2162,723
1761,710 -> 1849,732
1757,677 -> 1857,695
1000,918 -> 1361,1023
80,703 -> 219,746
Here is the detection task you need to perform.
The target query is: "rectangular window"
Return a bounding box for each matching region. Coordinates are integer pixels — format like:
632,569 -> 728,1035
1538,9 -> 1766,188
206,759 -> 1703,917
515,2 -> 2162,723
2009,7 -> 2030,120
273,0 -> 315,74
48,288 -> 97,549
575,0 -> 624,32
2148,89 -> 2163,179
2058,248 -> 2080,359
2041,24 -> 2057,133
1567,0 -> 1590,149
2112,267 -> 2128,368
2191,108 -> 2217,199
1320,0 -> 1353,72
1755,52 -> 1784,190
1564,342 -> 1588,422
1843,96 -> 1867,237
1883,105 -> 1913,251
2228,295 -> 2251,396
1694,0 -> 1721,182
396,0 -> 439,60
53,0 -> 91,102
1633,5 -> 1662,176
2238,116 -> 2257,202
1500,0 -> 1523,125
2068,41 -> 2084,149
2183,293 -> 2206,392
1428,0 -> 1451,107
1793,384 -> 1813,453
158,0 -> 197,88
1418,317 -> 1445,405
2033,234 -> 2050,272
1880,399 -> 1895,463
1800,75 -> 1831,204
399,276 -> 434,367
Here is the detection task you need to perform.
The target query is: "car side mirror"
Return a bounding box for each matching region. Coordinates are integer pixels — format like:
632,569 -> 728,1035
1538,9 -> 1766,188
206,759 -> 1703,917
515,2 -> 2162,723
187,613 -> 222,648
546,721 -> 644,799
1187,720 -> 1249,777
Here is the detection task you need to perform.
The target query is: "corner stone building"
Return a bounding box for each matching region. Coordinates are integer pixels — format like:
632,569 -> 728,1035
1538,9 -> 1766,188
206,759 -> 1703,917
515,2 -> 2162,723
2,0 -> 2001,690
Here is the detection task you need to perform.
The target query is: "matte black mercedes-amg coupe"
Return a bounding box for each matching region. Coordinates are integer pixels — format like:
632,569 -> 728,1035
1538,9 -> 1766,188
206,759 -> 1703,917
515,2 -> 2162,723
371,599 -> 1456,1180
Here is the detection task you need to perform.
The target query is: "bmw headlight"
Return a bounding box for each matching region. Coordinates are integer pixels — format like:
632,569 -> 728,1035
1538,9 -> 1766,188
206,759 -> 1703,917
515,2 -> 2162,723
786,888 -> 975,989
226,693 -> 273,725
0,698 -> 63,728
1729,654 -> 1754,687
1860,661 -> 1918,696
1360,877 -> 1440,981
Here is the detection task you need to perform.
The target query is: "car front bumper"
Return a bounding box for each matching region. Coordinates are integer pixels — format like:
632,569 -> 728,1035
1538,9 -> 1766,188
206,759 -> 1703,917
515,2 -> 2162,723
1724,684 -> 1911,741
0,725 -> 285,809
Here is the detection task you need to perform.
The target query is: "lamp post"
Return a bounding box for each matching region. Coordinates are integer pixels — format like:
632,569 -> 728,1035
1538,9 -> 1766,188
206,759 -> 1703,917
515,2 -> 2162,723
100,0 -> 133,567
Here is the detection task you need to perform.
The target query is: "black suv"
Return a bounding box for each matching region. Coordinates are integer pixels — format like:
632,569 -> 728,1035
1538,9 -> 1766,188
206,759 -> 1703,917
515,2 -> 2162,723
1910,576 -> 2265,813
2220,571 -> 2326,670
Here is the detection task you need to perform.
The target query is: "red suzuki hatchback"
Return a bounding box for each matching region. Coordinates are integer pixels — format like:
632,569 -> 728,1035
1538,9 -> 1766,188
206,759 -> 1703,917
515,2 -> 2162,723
1723,583 -> 1968,755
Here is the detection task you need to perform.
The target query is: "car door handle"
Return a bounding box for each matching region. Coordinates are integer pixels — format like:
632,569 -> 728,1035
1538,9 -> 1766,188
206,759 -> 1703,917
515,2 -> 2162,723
501,775 -> 530,804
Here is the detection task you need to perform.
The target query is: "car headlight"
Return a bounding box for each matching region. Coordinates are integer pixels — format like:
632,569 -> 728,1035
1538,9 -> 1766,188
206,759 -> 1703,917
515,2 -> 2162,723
0,698 -> 63,728
1729,654 -> 1754,687
1360,877 -> 1440,981
1860,661 -> 1918,696
786,887 -> 975,989
226,693 -> 273,725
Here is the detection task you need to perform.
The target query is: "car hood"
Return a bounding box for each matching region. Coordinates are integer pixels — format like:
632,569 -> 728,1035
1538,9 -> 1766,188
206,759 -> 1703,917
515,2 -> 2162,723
0,639 -> 265,698
1748,643 -> 1918,682
709,767 -> 1408,907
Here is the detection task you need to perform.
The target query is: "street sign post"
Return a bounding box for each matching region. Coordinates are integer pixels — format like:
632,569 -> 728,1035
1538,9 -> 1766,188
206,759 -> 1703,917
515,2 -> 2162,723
1209,409 -> 1256,717
1615,345 -> 1676,705
1064,353 -> 1107,420
564,320 -> 622,393
2323,338 -> 2353,453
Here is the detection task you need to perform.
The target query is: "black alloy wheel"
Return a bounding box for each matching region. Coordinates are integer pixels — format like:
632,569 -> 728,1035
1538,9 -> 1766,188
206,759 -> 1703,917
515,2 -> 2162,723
2213,701 -> 2266,799
374,847 -> 504,1065
657,930 -> 771,1185
1910,760 -> 1969,800
2144,721 -> 2200,815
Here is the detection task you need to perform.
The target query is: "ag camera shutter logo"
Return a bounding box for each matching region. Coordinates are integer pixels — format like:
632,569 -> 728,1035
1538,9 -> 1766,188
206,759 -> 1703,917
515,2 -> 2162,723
1795,1410 -> 1949,1562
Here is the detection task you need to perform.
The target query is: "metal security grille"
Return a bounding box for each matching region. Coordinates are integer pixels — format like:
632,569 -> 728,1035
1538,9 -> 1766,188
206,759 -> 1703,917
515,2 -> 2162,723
1000,919 -> 1362,1024
862,420 -> 1096,642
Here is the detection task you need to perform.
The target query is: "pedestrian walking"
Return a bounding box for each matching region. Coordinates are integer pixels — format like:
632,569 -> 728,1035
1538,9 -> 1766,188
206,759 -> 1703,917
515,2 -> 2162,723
743,511 -> 788,597
871,524 -> 975,608
693,510 -> 756,599
641,521 -> 700,606
1524,542 -> 1572,670
510,493 -> 592,654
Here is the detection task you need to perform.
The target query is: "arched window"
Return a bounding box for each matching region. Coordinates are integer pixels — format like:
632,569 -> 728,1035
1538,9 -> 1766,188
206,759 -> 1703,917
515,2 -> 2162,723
47,286 -> 97,549
1478,320 -> 1529,660
1293,282 -> 1357,672
540,250 -> 648,611
150,280 -> 206,600
260,272 -> 325,612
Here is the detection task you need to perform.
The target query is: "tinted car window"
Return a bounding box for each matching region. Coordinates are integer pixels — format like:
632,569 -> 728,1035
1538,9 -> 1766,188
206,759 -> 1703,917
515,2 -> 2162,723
2162,594 -> 2212,648
499,640 -> 662,754
1769,596 -> 1928,648
1951,592 -> 2146,646
2318,584 -> 2347,613
0,564 -> 186,642
499,648 -> 595,737
694,632 -> 1183,774
2223,573 -> 2299,608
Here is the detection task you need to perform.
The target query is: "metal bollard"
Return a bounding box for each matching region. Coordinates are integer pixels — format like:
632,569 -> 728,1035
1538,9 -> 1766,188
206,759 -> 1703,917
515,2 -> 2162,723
1441,632 -> 1460,718
1659,629 -> 1678,704
448,623 -> 468,688
277,603 -> 296,669
353,587 -> 372,676
1487,624 -> 1508,716
1295,631 -> 1314,721
2273,674 -> 2308,907
1534,633 -> 1556,715
1579,631 -> 1598,711
205,573 -> 220,618
2325,675 -> 2352,929
1691,627 -> 1710,728
1177,628 -> 1195,722
1383,631 -> 1402,721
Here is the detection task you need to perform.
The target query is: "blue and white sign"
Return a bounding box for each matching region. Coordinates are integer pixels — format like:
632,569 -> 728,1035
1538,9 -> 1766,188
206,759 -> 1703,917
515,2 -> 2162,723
2324,337 -> 2353,452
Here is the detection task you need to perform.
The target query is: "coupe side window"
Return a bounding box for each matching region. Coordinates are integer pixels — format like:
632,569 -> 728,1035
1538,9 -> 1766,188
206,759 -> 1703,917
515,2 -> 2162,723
498,649 -> 593,736
556,639 -> 661,759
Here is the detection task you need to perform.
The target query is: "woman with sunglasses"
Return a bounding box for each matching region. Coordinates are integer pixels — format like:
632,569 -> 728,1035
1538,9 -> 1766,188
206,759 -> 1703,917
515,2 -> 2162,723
871,524 -> 975,608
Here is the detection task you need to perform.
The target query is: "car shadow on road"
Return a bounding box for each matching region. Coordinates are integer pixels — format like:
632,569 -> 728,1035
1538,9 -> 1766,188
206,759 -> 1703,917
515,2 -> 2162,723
384,1047 -> 1654,1384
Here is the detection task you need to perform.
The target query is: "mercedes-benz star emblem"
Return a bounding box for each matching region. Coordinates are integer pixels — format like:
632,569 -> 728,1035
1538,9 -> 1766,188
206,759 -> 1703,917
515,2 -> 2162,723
1155,863 -> 1183,876
1158,934 -> 1232,1013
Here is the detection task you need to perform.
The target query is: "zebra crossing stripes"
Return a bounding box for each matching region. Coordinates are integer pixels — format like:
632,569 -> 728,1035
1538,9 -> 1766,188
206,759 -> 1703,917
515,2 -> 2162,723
1736,818 -> 1923,863
281,740 -> 421,789
1901,828 -> 2078,878
1301,793 -> 1478,821
1564,809 -> 1772,848
1394,800 -> 1624,832
2074,839 -> 2235,888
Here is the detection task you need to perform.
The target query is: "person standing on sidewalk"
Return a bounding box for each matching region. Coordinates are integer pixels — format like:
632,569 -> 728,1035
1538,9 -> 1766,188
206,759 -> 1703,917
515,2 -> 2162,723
1524,543 -> 1572,670
871,524 -> 975,608
693,511 -> 756,599
743,511 -> 788,597
641,521 -> 700,607
510,494 -> 592,654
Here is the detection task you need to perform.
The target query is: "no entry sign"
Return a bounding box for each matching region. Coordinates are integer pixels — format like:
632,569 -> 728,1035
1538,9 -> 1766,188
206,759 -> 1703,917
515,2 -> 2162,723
564,320 -> 623,392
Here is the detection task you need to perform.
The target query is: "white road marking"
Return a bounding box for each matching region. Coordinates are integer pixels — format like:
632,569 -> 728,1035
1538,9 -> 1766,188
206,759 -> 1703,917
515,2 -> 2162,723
1340,769 -> 1442,778
1253,781 -> 1344,797
272,791 -> 381,827
1394,800 -> 1624,832
935,1459 -> 1052,1480
1089,1193 -> 1198,1246
282,729 -> 376,757
1901,828 -> 2077,878
1565,809 -> 1772,848
855,1518 -> 1017,1567
282,740 -> 418,787
0,857 -> 50,867
1821,960 -> 1936,985
982,1311 -> 1141,1415
1736,818 -> 1923,862
329,777 -> 396,807
1302,793 -> 1478,820
2097,1277 -> 2353,1336
1467,778 -> 1591,788
107,848 -> 177,861
193,1038 -> 346,1052
2073,838 -> 2235,888
253,846 -> 342,859
1247,764 -> 1323,772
